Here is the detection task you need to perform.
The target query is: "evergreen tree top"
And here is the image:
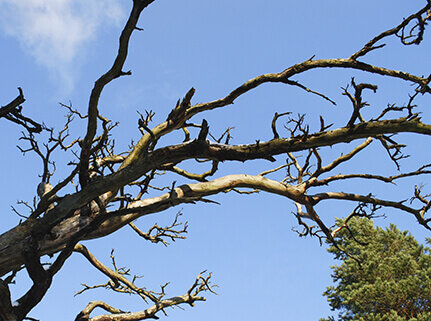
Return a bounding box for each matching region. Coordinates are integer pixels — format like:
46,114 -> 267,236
322,218 -> 431,321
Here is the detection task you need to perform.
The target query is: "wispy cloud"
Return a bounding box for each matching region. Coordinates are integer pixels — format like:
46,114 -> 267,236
0,0 -> 126,92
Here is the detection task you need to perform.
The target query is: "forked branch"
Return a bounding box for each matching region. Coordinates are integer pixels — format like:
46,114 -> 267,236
1,88 -> 43,133
74,243 -> 215,321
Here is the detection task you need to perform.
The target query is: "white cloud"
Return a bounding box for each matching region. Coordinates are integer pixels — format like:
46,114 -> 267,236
0,0 -> 126,92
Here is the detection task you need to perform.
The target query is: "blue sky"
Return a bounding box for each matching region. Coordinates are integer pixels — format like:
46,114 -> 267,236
0,0 -> 430,320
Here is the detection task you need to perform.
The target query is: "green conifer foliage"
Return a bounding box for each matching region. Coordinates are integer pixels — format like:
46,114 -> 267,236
322,218 -> 431,321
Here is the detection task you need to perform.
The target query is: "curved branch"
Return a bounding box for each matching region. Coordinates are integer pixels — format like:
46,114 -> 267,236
188,59 -> 430,117
119,56 -> 431,178
89,174 -> 303,238
75,268 -> 214,321
79,0 -> 155,187
162,160 -> 219,182
74,244 -> 160,303
3,117 -> 431,260
351,2 -> 431,60
310,191 -> 429,229
76,301 -> 124,321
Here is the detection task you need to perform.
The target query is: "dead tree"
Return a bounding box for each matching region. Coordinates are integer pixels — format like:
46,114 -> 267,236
1,1 -> 431,320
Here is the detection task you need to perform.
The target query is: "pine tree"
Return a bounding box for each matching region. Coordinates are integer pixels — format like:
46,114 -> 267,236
322,217 -> 431,321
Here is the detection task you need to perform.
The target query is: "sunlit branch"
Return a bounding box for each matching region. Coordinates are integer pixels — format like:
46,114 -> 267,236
82,273 -> 214,321
188,59 -> 430,117
79,0 -> 156,187
2,2 -> 431,320
162,160 -> 219,182
310,192 -> 429,229
309,164 -> 431,187
73,245 -> 215,321
259,164 -> 290,177
89,174 -> 303,238
311,137 -> 373,179
24,117 -> 431,240
74,244 -> 159,303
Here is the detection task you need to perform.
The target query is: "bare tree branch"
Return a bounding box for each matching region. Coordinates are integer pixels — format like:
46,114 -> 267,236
79,0 -> 156,187
0,88 -> 43,134
1,1 -> 431,320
